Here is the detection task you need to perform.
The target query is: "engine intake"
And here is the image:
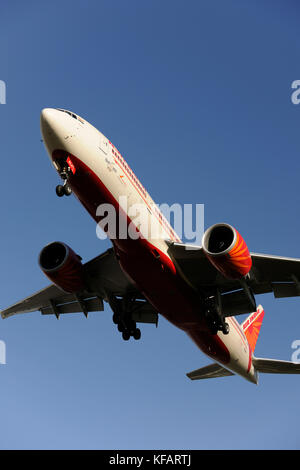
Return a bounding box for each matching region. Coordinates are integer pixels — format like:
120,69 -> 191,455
202,223 -> 252,280
39,241 -> 85,293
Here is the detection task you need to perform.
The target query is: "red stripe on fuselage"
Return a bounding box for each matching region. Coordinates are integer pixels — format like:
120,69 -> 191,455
247,345 -> 252,373
52,150 -> 230,365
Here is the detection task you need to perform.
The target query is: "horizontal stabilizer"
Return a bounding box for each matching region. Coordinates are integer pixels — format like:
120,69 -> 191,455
187,362 -> 234,380
253,357 -> 300,374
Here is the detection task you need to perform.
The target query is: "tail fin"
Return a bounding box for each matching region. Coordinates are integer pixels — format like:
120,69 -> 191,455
241,305 -> 265,353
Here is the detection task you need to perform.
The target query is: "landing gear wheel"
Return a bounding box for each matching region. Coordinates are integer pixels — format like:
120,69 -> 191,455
222,322 -> 230,335
122,330 -> 130,341
133,328 -> 141,340
112,313 -> 120,325
109,295 -> 143,342
63,183 -> 72,196
56,185 -> 64,197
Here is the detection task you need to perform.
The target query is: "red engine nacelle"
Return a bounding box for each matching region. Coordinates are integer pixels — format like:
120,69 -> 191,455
202,223 -> 252,280
39,241 -> 85,293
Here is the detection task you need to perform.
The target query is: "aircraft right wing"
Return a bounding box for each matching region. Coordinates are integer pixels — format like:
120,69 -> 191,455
1,248 -> 158,325
166,241 -> 300,316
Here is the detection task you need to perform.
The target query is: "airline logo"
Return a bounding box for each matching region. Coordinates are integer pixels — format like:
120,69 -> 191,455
66,156 -> 76,175
227,230 -> 252,274
242,305 -> 265,352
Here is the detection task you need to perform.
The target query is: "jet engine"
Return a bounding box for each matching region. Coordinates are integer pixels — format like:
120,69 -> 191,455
39,241 -> 85,293
202,223 -> 252,280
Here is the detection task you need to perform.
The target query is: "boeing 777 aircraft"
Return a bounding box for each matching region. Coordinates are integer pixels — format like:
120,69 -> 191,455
2,108 -> 300,384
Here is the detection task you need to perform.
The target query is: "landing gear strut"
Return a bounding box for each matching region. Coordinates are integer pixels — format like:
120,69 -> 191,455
110,296 -> 141,341
204,292 -> 230,335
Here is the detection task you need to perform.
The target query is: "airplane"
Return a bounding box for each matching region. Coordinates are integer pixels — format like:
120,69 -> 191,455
2,107 -> 300,384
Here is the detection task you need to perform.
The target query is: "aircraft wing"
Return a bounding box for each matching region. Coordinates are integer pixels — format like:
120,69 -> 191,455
1,248 -> 158,324
167,241 -> 300,314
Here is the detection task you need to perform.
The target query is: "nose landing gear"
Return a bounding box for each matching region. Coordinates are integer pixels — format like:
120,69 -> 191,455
55,164 -> 72,197
56,183 -> 72,197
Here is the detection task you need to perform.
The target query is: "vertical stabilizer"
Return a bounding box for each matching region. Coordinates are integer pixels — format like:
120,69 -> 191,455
241,305 -> 265,352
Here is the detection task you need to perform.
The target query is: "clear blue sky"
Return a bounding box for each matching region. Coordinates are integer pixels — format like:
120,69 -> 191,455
1,0 -> 300,450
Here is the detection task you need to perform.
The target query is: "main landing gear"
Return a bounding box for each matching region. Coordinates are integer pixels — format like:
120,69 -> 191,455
113,313 -> 141,341
204,292 -> 230,336
55,164 -> 72,197
110,296 -> 142,341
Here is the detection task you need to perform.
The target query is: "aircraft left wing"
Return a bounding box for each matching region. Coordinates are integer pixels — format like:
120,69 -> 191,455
167,241 -> 300,315
1,248 -> 158,324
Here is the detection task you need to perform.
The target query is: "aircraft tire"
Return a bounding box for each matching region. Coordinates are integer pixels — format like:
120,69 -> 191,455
133,328 -> 141,340
122,330 -> 130,341
56,185 -> 64,197
112,313 -> 120,324
63,183 -> 72,196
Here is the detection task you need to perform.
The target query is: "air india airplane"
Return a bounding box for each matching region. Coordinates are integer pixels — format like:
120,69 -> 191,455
2,108 -> 300,384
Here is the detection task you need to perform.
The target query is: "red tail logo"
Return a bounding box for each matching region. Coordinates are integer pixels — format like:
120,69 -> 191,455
242,305 -> 265,353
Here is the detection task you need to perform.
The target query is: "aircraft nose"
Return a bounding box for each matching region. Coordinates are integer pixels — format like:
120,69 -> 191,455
40,108 -> 68,155
40,107 -> 77,158
40,108 -> 58,135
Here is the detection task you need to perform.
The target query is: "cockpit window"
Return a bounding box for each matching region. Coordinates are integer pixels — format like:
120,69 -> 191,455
57,109 -> 78,120
56,108 -> 84,124
57,108 -> 71,116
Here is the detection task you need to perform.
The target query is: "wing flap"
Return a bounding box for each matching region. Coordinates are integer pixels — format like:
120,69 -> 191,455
270,282 -> 300,298
130,300 -> 158,324
40,296 -> 104,315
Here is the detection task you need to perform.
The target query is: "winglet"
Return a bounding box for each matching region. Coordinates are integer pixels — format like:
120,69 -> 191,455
241,305 -> 265,353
